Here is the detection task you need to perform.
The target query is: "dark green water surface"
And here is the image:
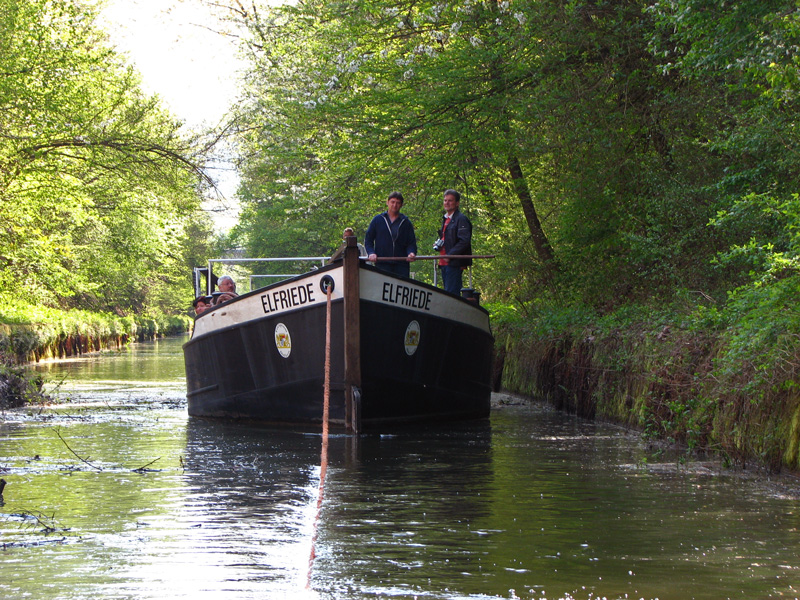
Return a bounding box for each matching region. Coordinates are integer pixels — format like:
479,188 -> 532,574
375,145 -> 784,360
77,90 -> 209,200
2,336 -> 799,599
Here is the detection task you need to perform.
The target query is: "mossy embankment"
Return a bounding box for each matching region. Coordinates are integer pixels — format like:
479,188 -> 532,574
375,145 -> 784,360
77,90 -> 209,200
0,302 -> 192,409
491,297 -> 800,473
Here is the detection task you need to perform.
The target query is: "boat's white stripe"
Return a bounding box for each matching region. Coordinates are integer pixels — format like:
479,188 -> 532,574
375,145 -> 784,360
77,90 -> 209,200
192,269 -> 345,339
191,265 -> 490,339
360,269 -> 490,333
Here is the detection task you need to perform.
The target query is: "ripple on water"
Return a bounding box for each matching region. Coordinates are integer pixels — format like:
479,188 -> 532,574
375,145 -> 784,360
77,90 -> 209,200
3,342 -> 800,599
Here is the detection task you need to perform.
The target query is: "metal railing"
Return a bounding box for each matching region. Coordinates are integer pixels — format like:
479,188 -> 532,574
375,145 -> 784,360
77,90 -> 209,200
194,253 -> 493,296
194,257 -> 330,296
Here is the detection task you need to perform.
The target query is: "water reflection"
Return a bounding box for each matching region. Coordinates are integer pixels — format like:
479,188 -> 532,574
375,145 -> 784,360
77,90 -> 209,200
30,335 -> 188,402
2,337 -> 800,599
313,424 -> 495,595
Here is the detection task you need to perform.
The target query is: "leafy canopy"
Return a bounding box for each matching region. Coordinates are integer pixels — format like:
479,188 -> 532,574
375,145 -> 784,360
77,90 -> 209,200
0,0 -> 218,315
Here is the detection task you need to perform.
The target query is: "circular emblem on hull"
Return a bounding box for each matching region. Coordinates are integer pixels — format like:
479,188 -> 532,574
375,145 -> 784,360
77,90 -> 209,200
275,323 -> 292,358
404,320 -> 421,356
320,275 -> 335,294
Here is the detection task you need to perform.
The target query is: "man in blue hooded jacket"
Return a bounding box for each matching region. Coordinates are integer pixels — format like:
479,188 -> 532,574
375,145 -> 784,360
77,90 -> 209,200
365,191 -> 417,278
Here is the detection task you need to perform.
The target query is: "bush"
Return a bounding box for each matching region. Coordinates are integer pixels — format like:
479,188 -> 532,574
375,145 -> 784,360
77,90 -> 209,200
0,355 -> 48,408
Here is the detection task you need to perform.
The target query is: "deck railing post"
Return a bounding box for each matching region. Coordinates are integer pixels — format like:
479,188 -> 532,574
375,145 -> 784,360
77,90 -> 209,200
342,237 -> 362,433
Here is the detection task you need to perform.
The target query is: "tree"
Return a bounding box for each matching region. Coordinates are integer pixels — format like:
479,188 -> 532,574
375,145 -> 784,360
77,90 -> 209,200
644,0 -> 800,295
0,0 -> 215,313
225,0 -> 800,309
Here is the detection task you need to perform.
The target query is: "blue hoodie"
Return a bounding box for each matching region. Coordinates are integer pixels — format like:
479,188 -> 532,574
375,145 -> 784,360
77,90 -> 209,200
364,212 -> 417,262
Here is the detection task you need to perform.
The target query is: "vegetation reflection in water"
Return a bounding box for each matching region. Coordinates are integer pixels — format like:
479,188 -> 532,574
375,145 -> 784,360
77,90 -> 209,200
1,337 -> 799,600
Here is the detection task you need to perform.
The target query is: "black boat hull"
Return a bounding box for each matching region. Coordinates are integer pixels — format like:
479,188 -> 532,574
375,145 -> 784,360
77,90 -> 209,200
184,260 -> 493,430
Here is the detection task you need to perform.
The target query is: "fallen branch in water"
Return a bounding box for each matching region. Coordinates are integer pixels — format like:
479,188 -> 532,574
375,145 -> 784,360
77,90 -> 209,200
132,458 -> 161,473
53,428 -> 102,471
2,537 -> 68,549
7,509 -> 71,534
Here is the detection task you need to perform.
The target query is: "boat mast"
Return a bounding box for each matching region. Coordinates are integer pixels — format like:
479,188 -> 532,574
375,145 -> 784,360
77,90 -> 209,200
342,236 -> 362,433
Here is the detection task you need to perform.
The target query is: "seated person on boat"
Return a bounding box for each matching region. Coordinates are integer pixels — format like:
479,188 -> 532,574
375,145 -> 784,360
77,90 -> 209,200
193,295 -> 212,315
213,275 -> 239,305
330,227 -> 368,262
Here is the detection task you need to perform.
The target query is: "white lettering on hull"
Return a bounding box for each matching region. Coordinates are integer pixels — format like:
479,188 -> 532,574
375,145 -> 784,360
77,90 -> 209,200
192,271 -> 342,339
191,267 -> 490,340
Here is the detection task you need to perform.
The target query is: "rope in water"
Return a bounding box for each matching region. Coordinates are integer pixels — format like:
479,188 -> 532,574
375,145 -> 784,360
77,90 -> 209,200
306,281 -> 332,588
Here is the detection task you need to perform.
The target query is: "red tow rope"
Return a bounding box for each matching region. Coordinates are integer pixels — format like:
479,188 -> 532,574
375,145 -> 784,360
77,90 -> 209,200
307,281 -> 332,588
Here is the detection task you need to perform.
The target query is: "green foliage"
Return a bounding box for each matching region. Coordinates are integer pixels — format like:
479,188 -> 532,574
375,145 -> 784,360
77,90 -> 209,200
218,0 -> 800,320
0,0 -> 216,314
0,298 -> 191,363
216,2 -> 741,306
712,276 -> 800,394
226,0 -> 560,283
0,357 -> 47,409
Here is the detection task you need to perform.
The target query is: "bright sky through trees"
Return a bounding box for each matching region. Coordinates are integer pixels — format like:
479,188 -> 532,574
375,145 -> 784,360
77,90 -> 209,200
99,0 -> 243,229
99,0 -> 240,128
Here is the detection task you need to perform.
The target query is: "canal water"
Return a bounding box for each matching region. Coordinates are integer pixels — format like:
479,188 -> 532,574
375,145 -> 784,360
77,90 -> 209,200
2,336 -> 799,599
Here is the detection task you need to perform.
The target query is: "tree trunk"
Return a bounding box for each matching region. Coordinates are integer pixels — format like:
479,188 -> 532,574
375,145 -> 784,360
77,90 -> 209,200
508,155 -> 558,269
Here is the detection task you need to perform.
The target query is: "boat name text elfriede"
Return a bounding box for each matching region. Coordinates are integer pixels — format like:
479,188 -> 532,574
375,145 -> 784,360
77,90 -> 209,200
261,283 -> 317,314
381,282 -> 432,311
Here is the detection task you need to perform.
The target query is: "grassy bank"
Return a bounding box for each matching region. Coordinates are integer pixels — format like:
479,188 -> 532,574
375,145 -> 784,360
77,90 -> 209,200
491,287 -> 800,472
0,303 -> 192,364
0,301 -> 192,409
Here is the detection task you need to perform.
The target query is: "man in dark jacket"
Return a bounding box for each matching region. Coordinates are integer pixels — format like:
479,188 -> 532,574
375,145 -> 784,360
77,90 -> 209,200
436,189 -> 472,295
365,191 -> 417,277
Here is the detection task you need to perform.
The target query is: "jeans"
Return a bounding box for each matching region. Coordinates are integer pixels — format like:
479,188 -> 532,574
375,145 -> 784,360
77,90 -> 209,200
377,261 -> 410,278
439,265 -> 463,295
